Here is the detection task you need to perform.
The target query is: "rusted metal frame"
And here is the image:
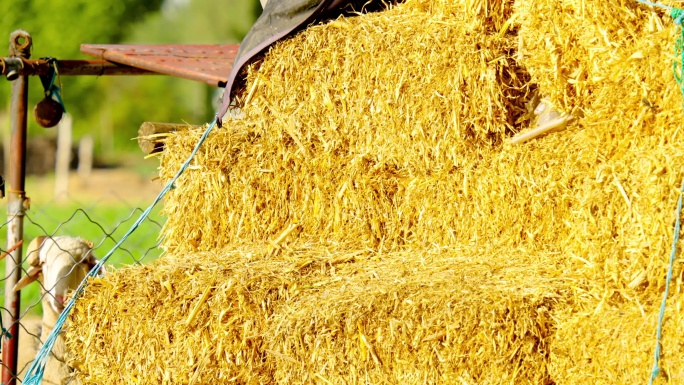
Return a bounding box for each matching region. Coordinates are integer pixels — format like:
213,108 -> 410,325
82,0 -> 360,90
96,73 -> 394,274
2,30 -> 31,385
0,57 -> 155,78
80,43 -> 239,87
1,44 -> 241,84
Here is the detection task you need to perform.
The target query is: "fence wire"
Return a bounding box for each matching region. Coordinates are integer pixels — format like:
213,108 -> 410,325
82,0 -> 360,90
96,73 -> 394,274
0,185 -> 165,384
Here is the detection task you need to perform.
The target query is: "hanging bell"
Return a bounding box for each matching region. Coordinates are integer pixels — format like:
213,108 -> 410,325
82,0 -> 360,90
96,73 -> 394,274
34,58 -> 66,128
34,96 -> 64,128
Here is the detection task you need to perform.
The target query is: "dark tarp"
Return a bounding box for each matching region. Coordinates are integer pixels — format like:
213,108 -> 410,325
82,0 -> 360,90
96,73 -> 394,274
216,0 -> 383,125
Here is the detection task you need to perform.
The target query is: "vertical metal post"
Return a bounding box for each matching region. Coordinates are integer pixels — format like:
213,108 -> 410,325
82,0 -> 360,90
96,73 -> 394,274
2,30 -> 31,385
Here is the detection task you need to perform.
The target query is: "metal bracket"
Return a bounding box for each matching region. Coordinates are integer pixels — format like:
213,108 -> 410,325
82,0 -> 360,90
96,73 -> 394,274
6,196 -> 26,217
0,57 -> 24,81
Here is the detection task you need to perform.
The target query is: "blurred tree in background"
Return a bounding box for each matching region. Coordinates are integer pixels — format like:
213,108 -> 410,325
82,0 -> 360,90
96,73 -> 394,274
0,0 -> 260,162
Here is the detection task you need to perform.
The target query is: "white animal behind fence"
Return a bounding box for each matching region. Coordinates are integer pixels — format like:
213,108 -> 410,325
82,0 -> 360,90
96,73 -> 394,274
13,236 -> 103,385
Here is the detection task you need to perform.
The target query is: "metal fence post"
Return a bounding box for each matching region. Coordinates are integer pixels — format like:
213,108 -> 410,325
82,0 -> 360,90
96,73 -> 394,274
2,30 -> 31,385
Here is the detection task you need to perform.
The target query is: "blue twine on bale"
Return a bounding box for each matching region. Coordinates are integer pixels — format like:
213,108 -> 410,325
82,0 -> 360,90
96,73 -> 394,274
648,180 -> 684,385
671,8 -> 684,98
634,1 -> 684,96
22,118 -> 219,385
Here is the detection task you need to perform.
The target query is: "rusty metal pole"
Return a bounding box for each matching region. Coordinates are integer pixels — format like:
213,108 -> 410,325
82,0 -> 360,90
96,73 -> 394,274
2,30 -> 31,385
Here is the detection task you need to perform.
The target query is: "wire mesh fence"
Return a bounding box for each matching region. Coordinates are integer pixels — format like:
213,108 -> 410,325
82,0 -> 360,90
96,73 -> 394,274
0,175 -> 164,384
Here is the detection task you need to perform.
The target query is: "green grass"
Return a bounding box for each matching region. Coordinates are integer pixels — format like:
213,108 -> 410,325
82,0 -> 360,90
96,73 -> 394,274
1,189 -> 166,318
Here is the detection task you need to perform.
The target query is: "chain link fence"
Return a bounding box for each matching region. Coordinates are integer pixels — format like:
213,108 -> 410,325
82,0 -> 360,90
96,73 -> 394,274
0,171 -> 164,383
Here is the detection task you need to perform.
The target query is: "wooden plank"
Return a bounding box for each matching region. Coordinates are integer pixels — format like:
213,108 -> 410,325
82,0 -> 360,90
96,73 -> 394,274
54,114 -> 71,201
138,122 -> 200,154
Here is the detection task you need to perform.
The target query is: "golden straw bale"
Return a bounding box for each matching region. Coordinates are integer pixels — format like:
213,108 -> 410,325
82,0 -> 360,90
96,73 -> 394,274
66,244 -> 571,385
515,0 -> 680,120
513,0 -> 684,301
511,4 -> 684,381
159,0 -> 533,254
549,298 -> 684,385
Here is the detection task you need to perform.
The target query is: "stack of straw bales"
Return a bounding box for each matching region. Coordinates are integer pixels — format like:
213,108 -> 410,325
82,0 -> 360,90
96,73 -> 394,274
68,245 -> 568,384
65,0 -> 684,383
